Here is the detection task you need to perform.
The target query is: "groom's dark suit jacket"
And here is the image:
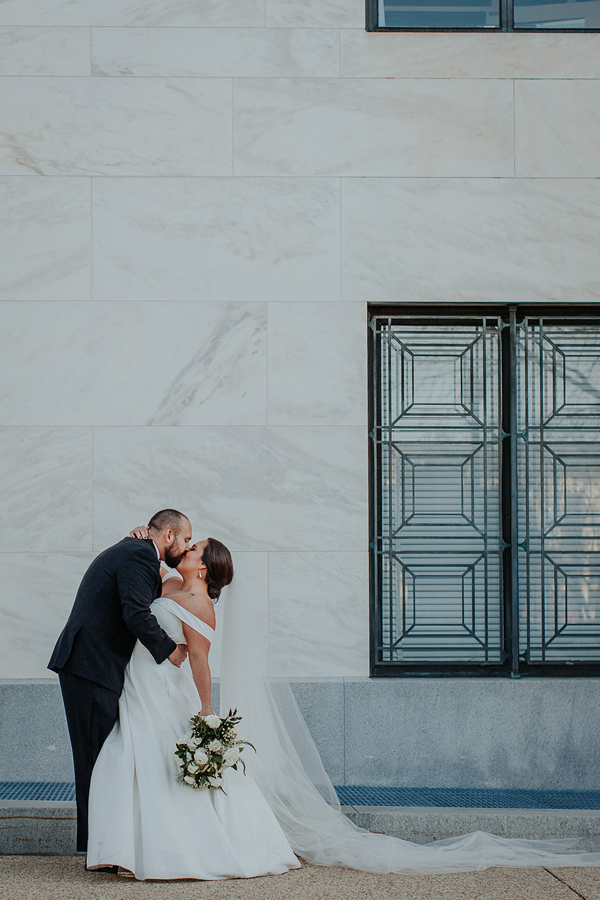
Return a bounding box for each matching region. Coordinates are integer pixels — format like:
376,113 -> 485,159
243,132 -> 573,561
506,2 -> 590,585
48,537 -> 177,694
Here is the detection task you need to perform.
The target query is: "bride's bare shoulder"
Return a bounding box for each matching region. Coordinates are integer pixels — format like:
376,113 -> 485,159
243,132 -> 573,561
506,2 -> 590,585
168,589 -> 216,630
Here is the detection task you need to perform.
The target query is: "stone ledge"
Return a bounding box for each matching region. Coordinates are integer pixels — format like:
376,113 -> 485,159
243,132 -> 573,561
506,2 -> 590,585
3,801 -> 600,856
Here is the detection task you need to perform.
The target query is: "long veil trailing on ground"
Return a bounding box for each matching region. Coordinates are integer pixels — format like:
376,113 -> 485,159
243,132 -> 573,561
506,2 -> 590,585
218,575 -> 600,874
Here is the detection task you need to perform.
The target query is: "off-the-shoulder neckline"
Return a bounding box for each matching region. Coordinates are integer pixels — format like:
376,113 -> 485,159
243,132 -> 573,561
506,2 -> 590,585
155,595 -> 216,635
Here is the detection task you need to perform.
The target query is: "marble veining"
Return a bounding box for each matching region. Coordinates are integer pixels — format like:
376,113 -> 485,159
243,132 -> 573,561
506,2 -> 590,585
234,78 -> 514,177
0,177 -> 90,301
0,0 -> 265,27
0,302 -> 267,426
92,426 -> 368,552
0,553 -> 96,679
0,27 -> 90,75
147,304 -> 266,426
0,77 -> 232,176
268,552 -> 369,677
1,0 -> 598,698
0,428 -> 92,552
341,32 -> 600,79
92,27 -> 339,78
516,80 -> 600,177
92,177 -> 340,301
266,0 -> 363,27
267,302 -> 367,426
342,178 -> 600,305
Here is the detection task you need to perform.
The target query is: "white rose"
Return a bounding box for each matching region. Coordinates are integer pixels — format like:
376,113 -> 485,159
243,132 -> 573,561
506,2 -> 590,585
187,763 -> 200,774
183,775 -> 196,785
203,715 -> 222,730
208,776 -> 222,787
194,749 -> 209,766
222,746 -> 240,767
208,739 -> 222,753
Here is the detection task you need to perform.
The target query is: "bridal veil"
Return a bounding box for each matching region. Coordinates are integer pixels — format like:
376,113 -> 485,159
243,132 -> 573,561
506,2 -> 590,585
218,574 -> 600,874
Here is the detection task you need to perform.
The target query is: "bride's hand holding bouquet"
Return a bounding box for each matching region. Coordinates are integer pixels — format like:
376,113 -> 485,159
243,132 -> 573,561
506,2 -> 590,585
175,709 -> 255,794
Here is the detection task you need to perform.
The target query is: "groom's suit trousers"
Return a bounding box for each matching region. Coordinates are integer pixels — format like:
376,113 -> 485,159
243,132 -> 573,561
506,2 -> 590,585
58,671 -> 120,852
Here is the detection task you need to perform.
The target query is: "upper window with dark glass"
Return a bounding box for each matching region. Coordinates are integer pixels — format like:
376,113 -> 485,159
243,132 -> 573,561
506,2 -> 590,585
367,0 -> 600,29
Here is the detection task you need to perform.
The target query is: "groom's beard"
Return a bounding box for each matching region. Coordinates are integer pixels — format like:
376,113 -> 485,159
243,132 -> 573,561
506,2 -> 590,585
164,546 -> 185,569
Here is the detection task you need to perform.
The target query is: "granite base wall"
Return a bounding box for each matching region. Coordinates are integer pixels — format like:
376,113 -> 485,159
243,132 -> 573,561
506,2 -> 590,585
2,678 -> 599,789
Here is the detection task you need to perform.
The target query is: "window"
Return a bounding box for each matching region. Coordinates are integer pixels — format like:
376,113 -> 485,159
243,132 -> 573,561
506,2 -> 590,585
366,0 -> 600,30
369,306 -> 600,676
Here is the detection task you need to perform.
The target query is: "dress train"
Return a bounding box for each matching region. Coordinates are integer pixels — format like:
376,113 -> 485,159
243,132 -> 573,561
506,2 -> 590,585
219,578 -> 600,875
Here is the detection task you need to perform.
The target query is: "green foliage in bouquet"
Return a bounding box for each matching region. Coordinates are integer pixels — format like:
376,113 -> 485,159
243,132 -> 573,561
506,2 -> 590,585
174,709 -> 255,794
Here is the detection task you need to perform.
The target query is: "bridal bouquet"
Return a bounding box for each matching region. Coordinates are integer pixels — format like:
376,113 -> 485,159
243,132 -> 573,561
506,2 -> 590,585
174,709 -> 254,793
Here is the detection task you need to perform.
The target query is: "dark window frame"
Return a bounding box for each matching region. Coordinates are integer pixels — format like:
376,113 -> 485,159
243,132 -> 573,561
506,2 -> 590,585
369,304 -> 600,678
365,0 -> 600,31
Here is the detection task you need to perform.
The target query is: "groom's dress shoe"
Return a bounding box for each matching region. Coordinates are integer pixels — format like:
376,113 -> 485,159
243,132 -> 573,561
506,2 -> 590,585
85,864 -> 119,874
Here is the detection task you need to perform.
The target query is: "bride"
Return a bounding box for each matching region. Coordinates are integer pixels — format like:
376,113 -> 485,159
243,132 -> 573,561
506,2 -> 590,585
87,531 -> 600,880
86,537 -> 299,880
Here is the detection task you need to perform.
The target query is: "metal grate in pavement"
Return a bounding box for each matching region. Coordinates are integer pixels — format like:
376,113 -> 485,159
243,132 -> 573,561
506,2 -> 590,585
3,782 -> 600,810
0,782 -> 75,802
334,785 -> 600,809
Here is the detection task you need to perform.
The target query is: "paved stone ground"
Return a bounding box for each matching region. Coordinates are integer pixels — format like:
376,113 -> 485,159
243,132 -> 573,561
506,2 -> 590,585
1,857 -> 600,900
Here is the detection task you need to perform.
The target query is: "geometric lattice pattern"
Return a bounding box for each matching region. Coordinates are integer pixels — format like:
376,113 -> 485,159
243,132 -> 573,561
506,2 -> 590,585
517,319 -> 600,662
371,311 -> 600,671
372,318 -> 503,664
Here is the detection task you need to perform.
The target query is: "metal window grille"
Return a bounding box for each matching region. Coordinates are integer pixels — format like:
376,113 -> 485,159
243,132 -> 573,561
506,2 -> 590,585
370,306 -> 600,676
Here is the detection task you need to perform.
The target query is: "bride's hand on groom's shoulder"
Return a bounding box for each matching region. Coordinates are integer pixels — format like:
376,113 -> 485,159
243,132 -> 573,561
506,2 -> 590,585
130,525 -> 149,540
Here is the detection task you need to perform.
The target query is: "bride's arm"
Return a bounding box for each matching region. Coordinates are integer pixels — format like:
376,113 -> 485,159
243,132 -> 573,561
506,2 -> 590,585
129,526 -> 184,597
182,622 -> 214,716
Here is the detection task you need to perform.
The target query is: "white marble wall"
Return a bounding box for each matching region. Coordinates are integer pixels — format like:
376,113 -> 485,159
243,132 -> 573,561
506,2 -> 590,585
0,3 -> 598,680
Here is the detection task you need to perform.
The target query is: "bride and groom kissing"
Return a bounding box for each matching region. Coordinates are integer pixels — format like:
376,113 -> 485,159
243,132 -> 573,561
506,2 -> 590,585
48,508 -> 600,880
47,509 -> 297,879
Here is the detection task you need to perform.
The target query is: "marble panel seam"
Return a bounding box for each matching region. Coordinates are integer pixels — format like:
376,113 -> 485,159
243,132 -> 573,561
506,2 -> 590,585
3,174 -> 600,178
8,76 -> 599,82
51,424 -> 368,427
513,79 -> 516,178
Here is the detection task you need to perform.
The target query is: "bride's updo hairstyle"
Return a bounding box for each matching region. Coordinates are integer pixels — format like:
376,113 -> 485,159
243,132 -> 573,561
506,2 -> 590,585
201,538 -> 233,602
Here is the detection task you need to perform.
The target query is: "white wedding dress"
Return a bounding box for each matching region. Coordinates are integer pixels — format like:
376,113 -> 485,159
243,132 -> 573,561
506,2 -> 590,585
88,584 -> 600,880
86,596 -> 300,880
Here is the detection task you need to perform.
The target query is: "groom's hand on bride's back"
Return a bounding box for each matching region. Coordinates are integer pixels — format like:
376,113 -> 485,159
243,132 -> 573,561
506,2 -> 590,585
169,644 -> 188,668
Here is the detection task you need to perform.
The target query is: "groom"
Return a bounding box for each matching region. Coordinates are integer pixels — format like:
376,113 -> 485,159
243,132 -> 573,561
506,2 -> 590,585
48,508 -> 192,855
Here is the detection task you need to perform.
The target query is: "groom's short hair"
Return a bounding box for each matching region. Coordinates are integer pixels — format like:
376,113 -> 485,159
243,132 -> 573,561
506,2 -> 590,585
148,509 -> 189,534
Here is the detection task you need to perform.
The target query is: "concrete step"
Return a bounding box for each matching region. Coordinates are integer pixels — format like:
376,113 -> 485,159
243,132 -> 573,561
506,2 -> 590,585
3,800 -> 600,855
